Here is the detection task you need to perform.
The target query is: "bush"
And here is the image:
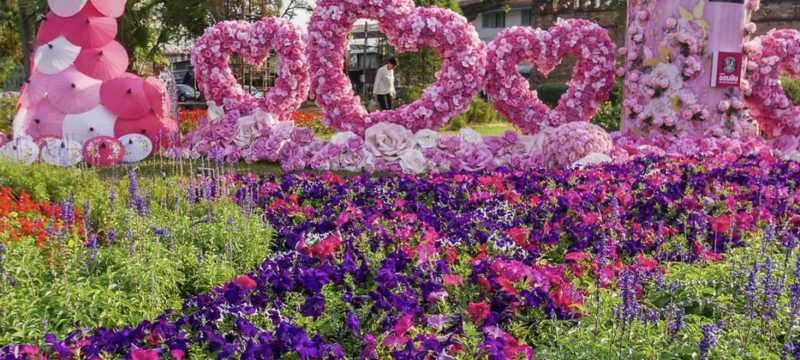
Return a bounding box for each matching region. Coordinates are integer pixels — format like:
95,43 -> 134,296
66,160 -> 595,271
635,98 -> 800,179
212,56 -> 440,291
537,80 -> 622,109
0,92 -> 18,136
449,96 -> 498,131
782,75 -> 800,106
178,109 -> 206,133
591,101 -> 622,132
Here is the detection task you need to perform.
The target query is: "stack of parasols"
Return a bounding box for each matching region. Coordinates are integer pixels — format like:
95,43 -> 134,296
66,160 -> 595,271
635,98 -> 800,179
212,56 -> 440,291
1,0 -> 179,167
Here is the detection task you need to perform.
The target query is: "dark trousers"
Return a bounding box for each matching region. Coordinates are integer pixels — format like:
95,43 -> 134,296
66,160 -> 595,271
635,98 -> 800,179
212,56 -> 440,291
377,94 -> 393,111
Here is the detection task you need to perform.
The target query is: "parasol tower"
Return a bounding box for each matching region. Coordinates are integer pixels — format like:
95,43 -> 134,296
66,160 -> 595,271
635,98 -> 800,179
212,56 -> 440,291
13,0 -> 178,159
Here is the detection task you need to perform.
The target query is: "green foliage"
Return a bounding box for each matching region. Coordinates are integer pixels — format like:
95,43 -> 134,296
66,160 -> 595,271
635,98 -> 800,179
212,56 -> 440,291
591,101 -> 622,132
782,75 -> 800,106
449,96 -> 499,131
0,163 -> 273,345
537,81 -> 622,109
0,91 -> 16,135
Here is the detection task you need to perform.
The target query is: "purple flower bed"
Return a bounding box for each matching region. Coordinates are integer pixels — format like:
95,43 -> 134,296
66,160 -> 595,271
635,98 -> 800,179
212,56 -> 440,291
3,154 -> 800,360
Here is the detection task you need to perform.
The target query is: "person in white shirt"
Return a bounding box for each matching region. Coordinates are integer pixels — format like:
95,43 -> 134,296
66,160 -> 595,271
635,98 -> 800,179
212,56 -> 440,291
373,57 -> 398,111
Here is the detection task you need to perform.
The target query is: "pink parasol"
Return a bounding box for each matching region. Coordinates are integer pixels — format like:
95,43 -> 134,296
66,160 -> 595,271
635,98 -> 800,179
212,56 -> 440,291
62,105 -> 117,144
25,99 -> 67,140
34,36 -> 80,75
144,77 -> 167,116
90,0 -> 126,18
100,74 -> 151,119
47,66 -> 102,114
74,41 -> 128,80
82,136 -> 123,167
48,0 -> 88,17
37,12 -> 66,45
63,3 -> 117,48
18,71 -> 51,109
115,114 -> 179,154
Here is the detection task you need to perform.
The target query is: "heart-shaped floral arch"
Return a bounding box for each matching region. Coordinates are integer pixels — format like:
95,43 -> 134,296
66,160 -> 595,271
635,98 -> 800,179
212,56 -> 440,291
744,28 -> 800,138
484,19 -> 617,135
306,0 -> 486,135
191,18 -> 310,122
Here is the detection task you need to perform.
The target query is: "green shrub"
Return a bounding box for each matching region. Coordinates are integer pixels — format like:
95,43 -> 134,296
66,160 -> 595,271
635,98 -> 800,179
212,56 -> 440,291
591,101 -> 622,132
782,75 -> 800,106
449,96 -> 498,131
537,80 -> 622,109
0,91 -> 18,136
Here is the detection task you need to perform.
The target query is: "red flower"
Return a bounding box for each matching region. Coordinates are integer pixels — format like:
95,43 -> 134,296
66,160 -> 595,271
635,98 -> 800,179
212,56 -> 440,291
634,255 -> 658,271
309,235 -> 341,261
466,302 -> 491,324
709,214 -> 731,233
234,276 -> 257,290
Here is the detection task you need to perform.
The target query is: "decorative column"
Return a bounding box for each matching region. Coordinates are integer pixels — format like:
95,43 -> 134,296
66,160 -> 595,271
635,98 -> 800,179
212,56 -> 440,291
620,0 -> 757,138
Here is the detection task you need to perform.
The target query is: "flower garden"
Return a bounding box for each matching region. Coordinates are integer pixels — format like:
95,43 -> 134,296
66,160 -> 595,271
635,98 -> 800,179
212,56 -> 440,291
3,0 -> 800,358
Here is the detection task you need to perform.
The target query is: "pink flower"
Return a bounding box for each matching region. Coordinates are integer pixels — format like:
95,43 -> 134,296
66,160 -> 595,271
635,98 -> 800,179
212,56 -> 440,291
459,145 -> 493,172
394,314 -> 414,337
131,348 -> 159,360
364,123 -> 414,163
291,127 -> 315,146
171,350 -> 185,360
233,276 -> 257,289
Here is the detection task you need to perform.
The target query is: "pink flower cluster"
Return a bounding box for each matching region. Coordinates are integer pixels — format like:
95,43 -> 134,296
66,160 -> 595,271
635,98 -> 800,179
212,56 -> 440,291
542,122 -> 613,169
306,0 -> 486,135
612,132 -> 774,159
744,29 -> 800,137
191,18 -> 309,122
485,19 -> 617,135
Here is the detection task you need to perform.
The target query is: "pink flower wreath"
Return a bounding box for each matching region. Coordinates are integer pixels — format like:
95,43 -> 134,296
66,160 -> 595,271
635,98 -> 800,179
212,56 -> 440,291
191,18 -> 310,121
306,0 -> 486,135
744,28 -> 800,137
485,18 -> 617,135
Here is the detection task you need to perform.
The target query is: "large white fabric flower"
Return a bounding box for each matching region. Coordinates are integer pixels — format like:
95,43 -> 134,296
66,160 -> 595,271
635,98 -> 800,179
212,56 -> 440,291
207,101 -> 225,124
400,149 -> 427,174
330,131 -> 357,146
458,128 -> 483,145
414,129 -> 439,149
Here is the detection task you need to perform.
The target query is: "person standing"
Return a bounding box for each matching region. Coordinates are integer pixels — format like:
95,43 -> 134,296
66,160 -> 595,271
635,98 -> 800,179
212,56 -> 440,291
373,57 -> 398,111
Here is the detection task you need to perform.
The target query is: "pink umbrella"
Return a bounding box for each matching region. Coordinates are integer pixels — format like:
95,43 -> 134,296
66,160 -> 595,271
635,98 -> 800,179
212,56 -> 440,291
47,66 -> 102,114
144,77 -> 166,116
48,0 -> 88,17
115,114 -> 178,154
37,12 -> 66,45
101,74 -> 151,119
82,136 -> 123,167
91,0 -> 126,18
74,41 -> 128,81
25,99 -> 66,140
18,71 -> 50,109
63,3 -> 118,48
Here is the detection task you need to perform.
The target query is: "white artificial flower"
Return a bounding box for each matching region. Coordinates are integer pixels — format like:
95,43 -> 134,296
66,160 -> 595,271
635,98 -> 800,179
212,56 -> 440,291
207,101 -> 225,124
572,153 -> 612,168
330,131 -> 357,146
784,150 -> 800,163
458,128 -> 483,146
399,149 -> 427,175
528,127 -> 556,151
414,129 -> 439,149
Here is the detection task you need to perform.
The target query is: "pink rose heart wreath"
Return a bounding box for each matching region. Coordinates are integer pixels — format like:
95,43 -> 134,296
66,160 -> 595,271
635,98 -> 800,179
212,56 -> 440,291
744,28 -> 800,137
484,18 -> 617,135
191,18 -> 310,122
306,0 -> 486,135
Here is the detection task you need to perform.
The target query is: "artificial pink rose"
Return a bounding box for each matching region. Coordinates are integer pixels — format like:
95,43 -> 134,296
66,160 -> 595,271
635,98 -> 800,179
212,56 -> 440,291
310,152 -> 332,171
501,130 -> 520,144
304,139 -> 327,156
193,139 -> 209,155
209,123 -> 235,144
364,123 -> 414,163
507,154 -> 528,172
542,122 -> 612,169
438,133 -> 463,152
459,145 -> 493,172
769,135 -> 799,154
345,135 -> 365,152
226,147 -> 242,163
321,143 -> 342,159
482,136 -> 507,156
291,127 -> 316,146
272,121 -> 295,139
341,148 -> 373,172
279,141 -> 302,164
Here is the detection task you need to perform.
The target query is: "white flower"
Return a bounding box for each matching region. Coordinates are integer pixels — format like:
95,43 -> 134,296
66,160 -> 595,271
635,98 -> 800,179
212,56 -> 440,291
572,153 -> 612,168
271,121 -> 295,139
414,129 -> 439,149
254,108 -> 277,127
784,150 -> 800,163
643,98 -> 675,120
399,149 -> 427,174
207,101 -> 225,124
528,127 -> 556,151
330,131 -> 357,146
458,128 -> 483,145
651,63 -> 683,96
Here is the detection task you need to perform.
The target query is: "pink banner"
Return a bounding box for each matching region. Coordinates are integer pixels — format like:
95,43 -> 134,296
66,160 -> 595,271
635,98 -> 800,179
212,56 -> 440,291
621,0 -> 754,138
